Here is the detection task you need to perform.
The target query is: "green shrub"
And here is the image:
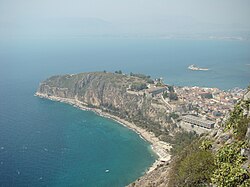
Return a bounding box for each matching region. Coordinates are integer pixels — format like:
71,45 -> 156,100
130,83 -> 147,91
225,99 -> 250,140
211,141 -> 249,187
177,150 -> 215,186
170,131 -> 198,155
169,141 -> 215,187
199,140 -> 213,150
212,163 -> 248,187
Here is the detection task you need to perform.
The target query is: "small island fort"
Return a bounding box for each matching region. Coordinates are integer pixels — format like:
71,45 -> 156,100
188,64 -> 210,71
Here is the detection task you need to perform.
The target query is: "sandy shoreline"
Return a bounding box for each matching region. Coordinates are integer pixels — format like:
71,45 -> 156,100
35,92 -> 171,173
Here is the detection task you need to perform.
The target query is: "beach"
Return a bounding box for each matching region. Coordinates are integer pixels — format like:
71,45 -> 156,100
35,92 -> 172,174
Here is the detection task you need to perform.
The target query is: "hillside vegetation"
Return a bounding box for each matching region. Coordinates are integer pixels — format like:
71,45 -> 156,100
131,91 -> 250,187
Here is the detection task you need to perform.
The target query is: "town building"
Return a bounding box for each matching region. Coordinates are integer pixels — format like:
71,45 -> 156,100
146,86 -> 168,97
181,115 -> 215,129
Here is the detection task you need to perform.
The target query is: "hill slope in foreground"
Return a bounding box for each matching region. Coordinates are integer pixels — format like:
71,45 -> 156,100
36,72 -> 250,186
129,91 -> 250,187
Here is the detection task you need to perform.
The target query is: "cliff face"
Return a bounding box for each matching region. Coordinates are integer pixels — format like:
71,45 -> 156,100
37,72 -> 170,138
38,72 -> 138,108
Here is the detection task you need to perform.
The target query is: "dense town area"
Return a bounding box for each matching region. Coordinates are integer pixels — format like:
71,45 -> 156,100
124,72 -> 247,133
173,86 -> 245,122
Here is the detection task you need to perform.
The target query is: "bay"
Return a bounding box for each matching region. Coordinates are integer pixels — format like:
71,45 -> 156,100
0,37 -> 249,186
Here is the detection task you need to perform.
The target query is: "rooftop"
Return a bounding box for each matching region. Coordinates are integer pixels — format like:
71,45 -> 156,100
181,115 -> 215,129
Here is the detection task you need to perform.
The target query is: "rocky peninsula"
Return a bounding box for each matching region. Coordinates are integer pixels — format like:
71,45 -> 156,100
35,72 -> 172,176
36,71 -> 250,186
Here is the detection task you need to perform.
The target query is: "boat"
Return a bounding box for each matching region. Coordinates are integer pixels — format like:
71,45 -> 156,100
188,64 -> 210,71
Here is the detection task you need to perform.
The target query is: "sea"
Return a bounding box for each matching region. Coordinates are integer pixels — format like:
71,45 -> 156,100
0,37 -> 250,187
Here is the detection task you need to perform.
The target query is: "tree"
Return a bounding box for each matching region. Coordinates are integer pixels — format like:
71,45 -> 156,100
115,70 -> 122,74
163,91 -> 178,101
168,85 -> 175,92
163,92 -> 169,99
169,92 -> 178,101
130,83 -> 147,91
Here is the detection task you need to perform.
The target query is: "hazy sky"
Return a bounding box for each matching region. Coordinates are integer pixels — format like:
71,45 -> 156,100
1,0 -> 250,36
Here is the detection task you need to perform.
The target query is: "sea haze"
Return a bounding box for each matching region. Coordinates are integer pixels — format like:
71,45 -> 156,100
0,38 -> 249,186
1,37 -> 249,90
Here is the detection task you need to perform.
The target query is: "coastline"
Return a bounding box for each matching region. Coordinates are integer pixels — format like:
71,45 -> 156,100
34,92 -> 171,174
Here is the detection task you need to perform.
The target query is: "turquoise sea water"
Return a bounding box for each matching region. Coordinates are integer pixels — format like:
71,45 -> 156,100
0,38 -> 250,186
0,80 -> 155,187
